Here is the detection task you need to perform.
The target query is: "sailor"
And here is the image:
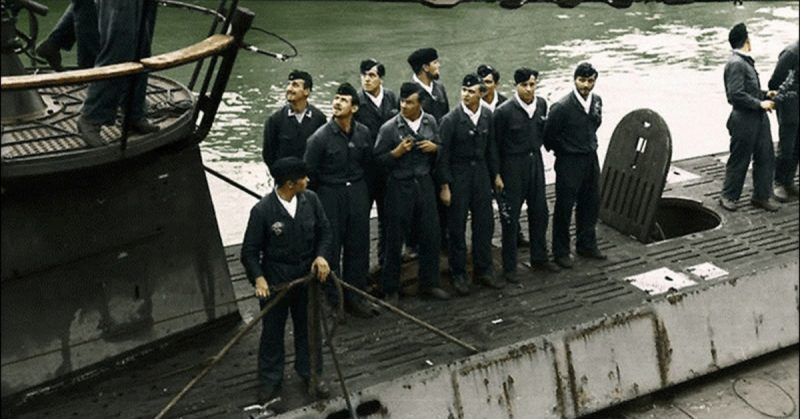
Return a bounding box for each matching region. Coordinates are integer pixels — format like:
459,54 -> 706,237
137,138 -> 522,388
768,40 -> 799,202
438,74 -> 501,295
544,62 -> 606,269
304,83 -> 375,319
355,59 -> 399,268
35,0 -> 99,71
718,23 -> 780,212
374,82 -> 451,304
240,157 -> 332,403
495,68 -> 560,283
478,63 -> 529,249
262,70 -> 327,171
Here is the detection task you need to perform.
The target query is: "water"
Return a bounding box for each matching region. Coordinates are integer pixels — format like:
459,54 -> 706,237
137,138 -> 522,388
37,1 -> 799,245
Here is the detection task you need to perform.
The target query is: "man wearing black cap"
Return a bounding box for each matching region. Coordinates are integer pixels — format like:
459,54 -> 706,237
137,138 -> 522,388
262,70 -> 327,170
305,83 -> 375,319
438,74 -> 502,294
768,40 -> 799,203
374,82 -> 451,304
719,23 -> 779,212
240,156 -> 333,403
478,63 -> 529,249
544,62 -> 606,269
355,59 -> 399,269
408,48 -> 450,122
495,68 -> 560,283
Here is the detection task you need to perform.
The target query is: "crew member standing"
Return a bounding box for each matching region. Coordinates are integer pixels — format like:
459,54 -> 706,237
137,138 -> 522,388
355,59 -> 399,268
768,40 -> 799,202
240,157 -> 332,403
374,82 -> 451,304
305,83 -> 375,319
438,74 -> 502,294
262,70 -> 327,171
718,23 -> 780,212
544,62 -> 606,269
495,68 -> 560,283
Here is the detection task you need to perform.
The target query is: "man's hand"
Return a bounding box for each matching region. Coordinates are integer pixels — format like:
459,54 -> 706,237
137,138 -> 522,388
416,140 -> 438,154
391,138 -> 414,158
312,256 -> 330,283
254,276 -> 270,299
494,175 -> 504,192
440,184 -> 451,207
760,100 -> 775,112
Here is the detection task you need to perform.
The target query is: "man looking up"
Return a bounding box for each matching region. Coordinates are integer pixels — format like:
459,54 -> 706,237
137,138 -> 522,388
263,70 -> 327,171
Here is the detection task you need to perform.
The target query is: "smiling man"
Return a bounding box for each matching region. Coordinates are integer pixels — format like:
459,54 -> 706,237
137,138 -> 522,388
304,83 -> 375,319
262,70 -> 327,171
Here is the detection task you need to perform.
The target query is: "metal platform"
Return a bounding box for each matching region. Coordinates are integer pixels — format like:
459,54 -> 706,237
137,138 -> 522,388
9,151 -> 798,419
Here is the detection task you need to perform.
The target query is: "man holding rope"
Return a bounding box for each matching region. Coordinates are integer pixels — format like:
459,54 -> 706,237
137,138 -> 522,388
240,157 -> 333,404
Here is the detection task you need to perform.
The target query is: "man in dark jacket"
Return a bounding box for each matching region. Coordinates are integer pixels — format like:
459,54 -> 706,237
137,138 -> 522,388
544,62 -> 606,269
355,59 -> 399,267
768,40 -> 799,202
374,82 -> 451,304
438,74 -> 501,295
718,23 -> 779,212
305,83 -> 375,319
240,157 -> 332,403
262,70 -> 327,171
496,68 -> 560,282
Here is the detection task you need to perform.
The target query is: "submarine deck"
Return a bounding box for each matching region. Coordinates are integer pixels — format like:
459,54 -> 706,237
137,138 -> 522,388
10,151 -> 799,418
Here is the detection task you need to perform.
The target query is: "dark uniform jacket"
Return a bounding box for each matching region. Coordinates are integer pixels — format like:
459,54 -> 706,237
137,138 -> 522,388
495,96 -> 549,157
240,191 -> 332,285
438,105 -> 499,184
356,89 -> 399,141
262,104 -> 327,168
724,52 -> 769,112
417,80 -> 450,122
304,119 -> 372,186
768,41 -> 799,125
543,92 -> 602,155
374,113 -> 441,180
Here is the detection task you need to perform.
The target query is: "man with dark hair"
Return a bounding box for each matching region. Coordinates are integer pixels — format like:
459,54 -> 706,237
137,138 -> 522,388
240,156 -> 333,403
263,70 -> 327,171
718,23 -> 779,212
495,68 -> 560,283
407,48 -> 449,122
438,74 -> 501,294
355,59 -> 399,268
305,83 -> 375,319
374,82 -> 451,304
768,40 -> 799,202
544,62 -> 606,269
478,63 -> 529,249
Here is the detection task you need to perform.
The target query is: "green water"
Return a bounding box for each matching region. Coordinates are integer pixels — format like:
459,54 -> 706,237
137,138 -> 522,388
35,1 -> 799,244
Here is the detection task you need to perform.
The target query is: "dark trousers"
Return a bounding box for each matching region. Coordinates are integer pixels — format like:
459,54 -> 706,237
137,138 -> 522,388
81,0 -> 157,125
501,152 -> 549,273
382,175 -> 441,295
318,180 -> 370,303
774,118 -> 799,187
46,0 -> 99,69
722,111 -> 775,201
553,153 -> 600,258
447,162 -> 495,277
366,165 -> 388,266
258,284 -> 321,386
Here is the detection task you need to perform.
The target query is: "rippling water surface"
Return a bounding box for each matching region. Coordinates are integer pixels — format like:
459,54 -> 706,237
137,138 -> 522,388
40,1 -> 799,244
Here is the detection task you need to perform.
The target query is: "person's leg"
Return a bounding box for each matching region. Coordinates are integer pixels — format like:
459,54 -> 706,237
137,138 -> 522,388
470,165 -> 495,277
258,293 -> 290,386
447,169 -> 470,278
575,155 -> 601,253
721,115 -> 757,202
416,177 -> 442,290
552,155 -> 579,259
342,181 -> 371,300
750,115 -> 775,202
528,155 -> 549,263
381,179 -> 412,296
500,159 -> 525,275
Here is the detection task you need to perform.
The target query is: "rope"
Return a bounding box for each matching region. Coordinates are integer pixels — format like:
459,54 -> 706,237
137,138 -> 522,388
153,274 -> 312,419
732,377 -> 797,418
320,304 -> 357,419
203,164 -> 262,200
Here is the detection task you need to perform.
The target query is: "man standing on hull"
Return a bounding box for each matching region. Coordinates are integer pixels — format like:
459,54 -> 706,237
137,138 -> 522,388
544,63 -> 606,269
240,157 -> 332,403
263,70 -> 327,171
374,83 -> 451,304
438,74 -> 502,295
495,68 -> 560,283
305,83 -> 375,319
355,59 -> 399,269
768,40 -> 799,202
718,23 -> 780,213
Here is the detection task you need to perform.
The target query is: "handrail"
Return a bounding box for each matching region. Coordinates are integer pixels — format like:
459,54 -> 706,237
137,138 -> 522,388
0,34 -> 235,91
